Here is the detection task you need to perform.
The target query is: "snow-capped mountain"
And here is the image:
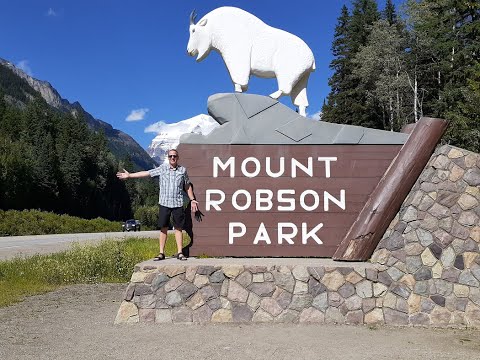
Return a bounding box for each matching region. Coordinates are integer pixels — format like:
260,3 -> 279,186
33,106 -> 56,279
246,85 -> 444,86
147,114 -> 218,164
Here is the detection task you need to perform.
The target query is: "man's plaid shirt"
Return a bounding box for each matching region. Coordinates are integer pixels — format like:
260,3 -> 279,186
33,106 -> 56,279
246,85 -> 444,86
148,163 -> 190,208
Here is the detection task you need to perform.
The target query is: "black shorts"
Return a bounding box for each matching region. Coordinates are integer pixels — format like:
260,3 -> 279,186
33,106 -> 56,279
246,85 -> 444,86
158,205 -> 185,229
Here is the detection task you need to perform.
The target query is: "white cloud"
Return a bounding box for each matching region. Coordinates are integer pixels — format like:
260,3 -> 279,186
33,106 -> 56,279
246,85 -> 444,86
46,8 -> 57,17
126,108 -> 149,121
16,60 -> 33,76
309,110 -> 322,121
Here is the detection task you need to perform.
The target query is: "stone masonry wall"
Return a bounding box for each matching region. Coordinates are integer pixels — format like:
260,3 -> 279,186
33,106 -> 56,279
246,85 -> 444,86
369,144 -> 479,327
115,144 -> 479,327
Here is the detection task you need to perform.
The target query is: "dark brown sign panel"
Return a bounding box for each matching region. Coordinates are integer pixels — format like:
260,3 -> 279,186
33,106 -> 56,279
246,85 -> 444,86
179,144 -> 402,257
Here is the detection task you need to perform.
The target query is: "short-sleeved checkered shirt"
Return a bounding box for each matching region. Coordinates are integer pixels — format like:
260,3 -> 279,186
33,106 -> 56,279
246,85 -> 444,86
148,163 -> 190,208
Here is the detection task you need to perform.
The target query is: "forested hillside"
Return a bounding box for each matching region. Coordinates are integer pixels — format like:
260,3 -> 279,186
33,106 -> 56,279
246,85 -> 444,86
322,0 -> 479,153
0,64 -> 158,220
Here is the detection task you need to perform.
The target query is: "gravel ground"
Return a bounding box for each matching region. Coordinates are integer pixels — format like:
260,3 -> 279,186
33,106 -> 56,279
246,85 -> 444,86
0,284 -> 479,360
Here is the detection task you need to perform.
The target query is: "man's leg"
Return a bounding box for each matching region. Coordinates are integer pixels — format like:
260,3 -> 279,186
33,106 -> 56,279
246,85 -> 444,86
174,227 -> 183,254
159,227 -> 168,254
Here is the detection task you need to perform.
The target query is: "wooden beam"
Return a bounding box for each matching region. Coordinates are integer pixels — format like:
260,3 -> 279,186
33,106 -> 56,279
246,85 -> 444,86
333,117 -> 448,261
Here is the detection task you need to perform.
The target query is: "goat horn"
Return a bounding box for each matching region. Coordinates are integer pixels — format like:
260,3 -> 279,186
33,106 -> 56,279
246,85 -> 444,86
189,9 -> 197,25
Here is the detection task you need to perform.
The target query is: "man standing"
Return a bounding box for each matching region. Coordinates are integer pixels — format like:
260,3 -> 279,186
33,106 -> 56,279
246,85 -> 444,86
116,149 -> 198,261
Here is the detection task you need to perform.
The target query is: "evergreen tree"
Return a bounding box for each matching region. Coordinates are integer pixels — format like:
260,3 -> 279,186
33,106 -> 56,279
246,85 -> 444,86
322,5 -> 351,123
383,0 -> 397,25
405,0 -> 480,152
323,0 -> 381,127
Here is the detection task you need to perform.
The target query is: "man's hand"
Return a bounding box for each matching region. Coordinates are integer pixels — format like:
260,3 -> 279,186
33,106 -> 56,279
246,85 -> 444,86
116,169 -> 130,180
190,200 -> 199,212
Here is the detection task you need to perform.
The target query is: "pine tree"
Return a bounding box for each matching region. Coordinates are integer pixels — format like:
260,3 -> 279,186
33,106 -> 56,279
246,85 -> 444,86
322,5 -> 351,123
323,0 -> 381,127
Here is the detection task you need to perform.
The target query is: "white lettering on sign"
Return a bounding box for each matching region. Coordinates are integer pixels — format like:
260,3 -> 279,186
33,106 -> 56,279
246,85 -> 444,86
208,156 -> 344,247
213,157 -> 235,178
228,222 -> 324,245
266,157 -> 284,177
205,189 -> 225,211
205,189 -> 346,212
229,222 -> 246,244
256,189 -> 273,211
278,223 -> 297,244
253,222 -> 271,244
212,156 -> 338,178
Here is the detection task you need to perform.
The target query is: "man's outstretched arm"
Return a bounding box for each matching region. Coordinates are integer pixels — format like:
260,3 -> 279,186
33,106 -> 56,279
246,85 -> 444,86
116,169 -> 150,180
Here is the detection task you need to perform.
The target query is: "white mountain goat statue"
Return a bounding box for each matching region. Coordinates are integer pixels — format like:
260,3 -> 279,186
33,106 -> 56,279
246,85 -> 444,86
186,7 -> 316,116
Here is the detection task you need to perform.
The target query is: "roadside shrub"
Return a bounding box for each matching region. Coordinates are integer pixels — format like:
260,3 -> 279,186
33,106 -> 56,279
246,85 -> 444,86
134,205 -> 158,230
0,209 -> 120,236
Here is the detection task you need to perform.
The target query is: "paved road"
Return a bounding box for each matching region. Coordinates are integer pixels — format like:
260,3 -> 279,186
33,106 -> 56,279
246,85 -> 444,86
0,231 -> 160,260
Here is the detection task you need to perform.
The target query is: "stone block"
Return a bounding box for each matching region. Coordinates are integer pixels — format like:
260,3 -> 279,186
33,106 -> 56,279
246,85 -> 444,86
232,303 -> 253,322
151,273 -> 170,292
364,308 -> 384,325
192,304 -> 213,323
292,266 -> 310,281
199,285 -> 218,302
211,308 -> 233,322
155,309 -> 172,323
328,292 -> 345,308
260,298 -> 283,317
172,306 -> 192,323
272,270 -> 295,293
299,307 -> 325,323
252,308 -> 274,322
247,282 -> 276,297
196,265 -> 217,276
362,298 -> 376,314
307,267 -> 325,281
222,265 -> 244,278
430,306 -> 451,327
164,276 -> 184,292
373,283 -> 388,297
325,307 -> 345,324
356,280 -> 373,298
384,308 -> 409,325
236,271 -> 253,288
409,312 -> 430,326
186,291 -> 205,310
321,271 -> 345,291
161,265 -> 186,277
276,309 -> 300,323
294,281 -> 308,295
345,271 -> 363,284
312,293 -> 328,312
209,270 -> 226,283
338,283 -> 355,298
130,271 -> 148,283
459,270 -> 480,287
247,291 -> 261,310
193,274 -> 209,288
458,193 -> 478,211
227,280 -> 248,303
115,301 -> 139,324
289,294 -> 313,311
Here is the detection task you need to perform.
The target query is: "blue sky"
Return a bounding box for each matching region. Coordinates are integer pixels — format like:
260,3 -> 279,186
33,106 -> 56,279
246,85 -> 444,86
0,0 -> 399,149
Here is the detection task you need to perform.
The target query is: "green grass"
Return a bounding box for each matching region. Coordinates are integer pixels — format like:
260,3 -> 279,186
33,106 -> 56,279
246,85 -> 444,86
0,234 -> 189,307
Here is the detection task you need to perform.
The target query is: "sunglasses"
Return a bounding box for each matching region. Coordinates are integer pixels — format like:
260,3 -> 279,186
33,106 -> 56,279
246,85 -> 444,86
168,155 -> 178,158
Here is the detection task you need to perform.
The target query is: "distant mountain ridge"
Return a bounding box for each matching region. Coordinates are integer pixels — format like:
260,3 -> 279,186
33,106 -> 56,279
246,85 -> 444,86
0,58 -> 156,170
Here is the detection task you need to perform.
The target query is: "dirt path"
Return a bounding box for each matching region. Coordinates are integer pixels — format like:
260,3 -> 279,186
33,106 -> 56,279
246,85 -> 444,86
0,284 -> 479,360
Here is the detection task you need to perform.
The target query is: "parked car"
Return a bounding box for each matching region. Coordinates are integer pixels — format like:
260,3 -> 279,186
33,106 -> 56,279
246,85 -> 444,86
122,219 -> 141,232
